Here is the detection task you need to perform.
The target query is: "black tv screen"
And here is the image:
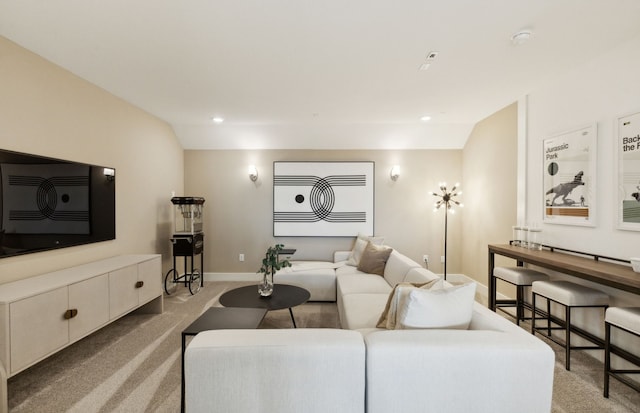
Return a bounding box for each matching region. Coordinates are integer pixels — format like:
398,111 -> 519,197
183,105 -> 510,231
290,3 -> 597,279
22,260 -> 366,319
0,149 -> 115,258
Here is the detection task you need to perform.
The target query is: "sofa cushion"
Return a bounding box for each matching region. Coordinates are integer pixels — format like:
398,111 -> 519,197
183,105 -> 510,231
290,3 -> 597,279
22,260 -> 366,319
336,272 -> 392,322
376,279 -> 442,329
336,262 -> 370,277
364,329 -> 555,413
357,242 -> 393,276
346,233 -> 384,266
398,282 -> 477,330
337,273 -> 393,296
341,293 -> 390,330
383,251 -> 422,287
186,329 -> 366,413
274,262 -> 338,301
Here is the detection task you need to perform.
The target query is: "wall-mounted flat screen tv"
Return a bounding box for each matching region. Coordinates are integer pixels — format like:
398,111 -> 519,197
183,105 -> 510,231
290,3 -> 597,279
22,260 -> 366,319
0,148 -> 115,258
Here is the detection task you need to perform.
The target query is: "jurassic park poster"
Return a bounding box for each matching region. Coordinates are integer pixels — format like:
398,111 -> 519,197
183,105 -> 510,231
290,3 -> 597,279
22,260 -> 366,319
617,110 -> 640,230
543,124 -> 596,226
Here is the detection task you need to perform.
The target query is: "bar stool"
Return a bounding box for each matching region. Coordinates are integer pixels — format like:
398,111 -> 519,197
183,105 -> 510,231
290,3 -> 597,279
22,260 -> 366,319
531,280 -> 609,370
604,307 -> 640,397
492,266 -> 549,325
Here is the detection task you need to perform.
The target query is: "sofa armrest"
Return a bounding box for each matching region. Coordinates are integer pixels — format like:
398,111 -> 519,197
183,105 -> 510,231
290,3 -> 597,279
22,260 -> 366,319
402,267 -> 440,284
469,302 -> 530,334
364,329 -> 554,413
334,250 -> 351,263
185,329 -> 365,413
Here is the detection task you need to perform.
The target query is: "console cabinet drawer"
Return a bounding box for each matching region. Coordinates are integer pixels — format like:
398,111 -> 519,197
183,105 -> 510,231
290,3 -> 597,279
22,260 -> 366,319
10,287 -> 69,374
138,258 -> 162,305
69,274 -> 110,342
109,265 -> 139,319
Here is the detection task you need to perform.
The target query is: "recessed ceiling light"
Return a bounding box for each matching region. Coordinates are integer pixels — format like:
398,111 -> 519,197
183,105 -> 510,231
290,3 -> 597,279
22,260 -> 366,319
420,116 -> 432,122
212,117 -> 224,123
511,30 -> 533,45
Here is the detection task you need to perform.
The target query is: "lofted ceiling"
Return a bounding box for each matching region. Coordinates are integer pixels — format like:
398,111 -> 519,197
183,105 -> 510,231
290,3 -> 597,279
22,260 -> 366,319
1,0 -> 640,150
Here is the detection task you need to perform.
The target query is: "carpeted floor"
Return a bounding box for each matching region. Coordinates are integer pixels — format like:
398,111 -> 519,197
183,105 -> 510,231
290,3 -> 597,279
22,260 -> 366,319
7,281 -> 639,412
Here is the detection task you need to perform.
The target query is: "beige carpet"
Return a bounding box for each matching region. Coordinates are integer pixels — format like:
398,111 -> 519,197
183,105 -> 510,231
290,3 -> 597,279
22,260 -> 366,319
7,282 -> 639,412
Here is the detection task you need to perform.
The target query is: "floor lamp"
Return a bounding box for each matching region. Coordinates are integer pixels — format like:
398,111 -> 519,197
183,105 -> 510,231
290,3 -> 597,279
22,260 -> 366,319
429,182 -> 462,281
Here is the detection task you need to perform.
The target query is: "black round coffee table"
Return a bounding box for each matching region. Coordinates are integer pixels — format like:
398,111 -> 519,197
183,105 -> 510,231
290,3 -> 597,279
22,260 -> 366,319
219,284 -> 310,328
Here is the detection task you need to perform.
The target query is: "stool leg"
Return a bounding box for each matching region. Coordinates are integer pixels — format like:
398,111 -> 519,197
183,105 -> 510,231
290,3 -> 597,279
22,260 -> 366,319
546,298 -> 551,337
516,285 -> 523,326
565,305 -> 571,371
604,321 -> 611,398
531,293 -> 537,335
490,275 -> 496,311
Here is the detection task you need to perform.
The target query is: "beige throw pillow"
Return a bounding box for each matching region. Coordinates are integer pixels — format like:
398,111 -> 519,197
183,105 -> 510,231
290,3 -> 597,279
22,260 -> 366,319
397,282 -> 477,330
356,241 -> 393,276
376,279 -> 442,329
346,233 -> 384,266
346,238 -> 368,266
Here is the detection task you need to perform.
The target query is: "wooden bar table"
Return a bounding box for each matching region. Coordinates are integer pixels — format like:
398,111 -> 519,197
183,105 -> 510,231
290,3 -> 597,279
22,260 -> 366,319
488,243 -> 640,369
488,243 -> 640,311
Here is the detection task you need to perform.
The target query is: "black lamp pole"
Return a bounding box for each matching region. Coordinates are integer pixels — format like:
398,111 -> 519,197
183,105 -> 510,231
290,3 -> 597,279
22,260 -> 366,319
444,199 -> 448,279
430,183 -> 462,281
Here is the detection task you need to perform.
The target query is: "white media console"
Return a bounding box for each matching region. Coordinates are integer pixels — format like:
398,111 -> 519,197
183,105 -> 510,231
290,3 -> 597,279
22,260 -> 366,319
0,254 -> 163,412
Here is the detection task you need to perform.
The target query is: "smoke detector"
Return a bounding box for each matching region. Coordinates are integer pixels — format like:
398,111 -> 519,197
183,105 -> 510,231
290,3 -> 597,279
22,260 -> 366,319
419,51 -> 439,71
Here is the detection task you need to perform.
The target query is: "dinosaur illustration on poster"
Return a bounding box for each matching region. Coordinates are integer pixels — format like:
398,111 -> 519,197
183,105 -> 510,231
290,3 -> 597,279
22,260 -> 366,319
545,171 -> 584,206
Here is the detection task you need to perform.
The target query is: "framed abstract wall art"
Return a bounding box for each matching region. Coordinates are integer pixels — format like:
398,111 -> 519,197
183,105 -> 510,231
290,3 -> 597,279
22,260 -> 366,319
616,110 -> 640,230
543,123 -> 597,226
273,161 -> 374,236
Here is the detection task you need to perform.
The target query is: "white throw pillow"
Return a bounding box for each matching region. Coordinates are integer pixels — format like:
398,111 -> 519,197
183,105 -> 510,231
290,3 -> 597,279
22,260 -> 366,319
346,233 -> 384,266
376,278 -> 443,329
397,282 -> 477,330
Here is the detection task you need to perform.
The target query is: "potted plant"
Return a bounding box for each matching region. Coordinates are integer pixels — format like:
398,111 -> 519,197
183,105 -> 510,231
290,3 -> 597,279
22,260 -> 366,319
257,244 -> 292,297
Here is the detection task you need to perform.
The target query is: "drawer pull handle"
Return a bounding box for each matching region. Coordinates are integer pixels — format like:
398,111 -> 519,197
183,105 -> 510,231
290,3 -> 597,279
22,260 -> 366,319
64,309 -> 78,319
135,281 -> 144,288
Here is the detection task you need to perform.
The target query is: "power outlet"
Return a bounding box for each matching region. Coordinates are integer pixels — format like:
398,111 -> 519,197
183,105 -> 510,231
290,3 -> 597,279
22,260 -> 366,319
440,256 -> 445,264
239,253 -> 245,262
423,255 -> 429,263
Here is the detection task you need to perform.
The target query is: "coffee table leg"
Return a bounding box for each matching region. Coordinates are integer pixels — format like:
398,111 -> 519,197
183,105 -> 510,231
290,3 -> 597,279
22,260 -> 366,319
289,308 -> 297,328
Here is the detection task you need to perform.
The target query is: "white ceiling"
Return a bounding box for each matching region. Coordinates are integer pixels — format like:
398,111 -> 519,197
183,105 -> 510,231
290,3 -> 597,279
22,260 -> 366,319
2,0 -> 640,150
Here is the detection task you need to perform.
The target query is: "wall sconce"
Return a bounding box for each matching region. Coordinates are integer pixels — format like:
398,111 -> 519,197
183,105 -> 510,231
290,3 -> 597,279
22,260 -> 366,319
248,165 -> 258,182
390,165 -> 401,181
103,167 -> 115,181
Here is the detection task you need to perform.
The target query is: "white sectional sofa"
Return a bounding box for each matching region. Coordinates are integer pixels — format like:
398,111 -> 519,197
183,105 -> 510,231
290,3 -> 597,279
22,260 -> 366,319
185,245 -> 555,413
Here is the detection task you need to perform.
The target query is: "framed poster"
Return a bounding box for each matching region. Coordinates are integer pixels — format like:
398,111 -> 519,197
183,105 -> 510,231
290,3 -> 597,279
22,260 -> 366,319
273,161 -> 374,236
543,124 -> 596,226
616,110 -> 640,230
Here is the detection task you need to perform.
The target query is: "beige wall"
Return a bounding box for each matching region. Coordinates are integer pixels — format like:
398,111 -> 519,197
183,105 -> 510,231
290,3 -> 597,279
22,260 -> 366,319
462,103 -> 518,295
0,36 -> 184,283
0,33 -> 510,288
184,149 -> 463,274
